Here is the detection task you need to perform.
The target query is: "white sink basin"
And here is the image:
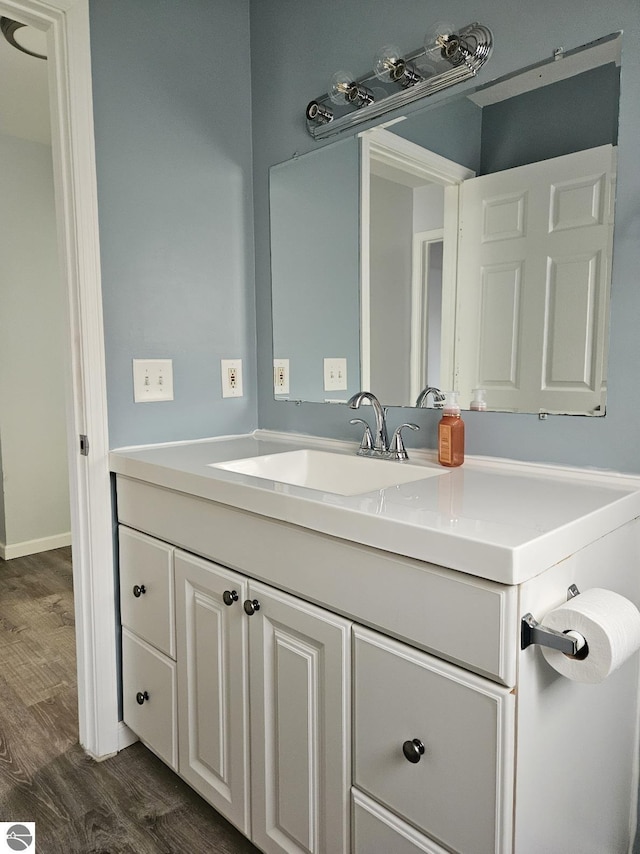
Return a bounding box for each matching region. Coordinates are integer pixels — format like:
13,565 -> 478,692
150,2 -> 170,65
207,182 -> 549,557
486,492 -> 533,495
209,449 -> 445,496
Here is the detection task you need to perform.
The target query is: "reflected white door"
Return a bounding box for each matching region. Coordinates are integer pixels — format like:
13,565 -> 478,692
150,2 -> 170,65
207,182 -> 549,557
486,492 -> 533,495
360,128 -> 474,404
455,144 -> 615,414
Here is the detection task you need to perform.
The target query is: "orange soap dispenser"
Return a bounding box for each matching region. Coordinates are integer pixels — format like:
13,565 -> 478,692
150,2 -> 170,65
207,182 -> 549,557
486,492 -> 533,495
438,391 -> 464,467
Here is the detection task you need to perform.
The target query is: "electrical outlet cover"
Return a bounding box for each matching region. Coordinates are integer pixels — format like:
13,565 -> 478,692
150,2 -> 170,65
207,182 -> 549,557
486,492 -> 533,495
273,358 -> 290,395
221,358 -> 243,398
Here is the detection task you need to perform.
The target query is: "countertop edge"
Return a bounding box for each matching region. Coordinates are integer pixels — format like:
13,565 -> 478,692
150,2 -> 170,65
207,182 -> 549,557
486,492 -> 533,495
109,431 -> 640,586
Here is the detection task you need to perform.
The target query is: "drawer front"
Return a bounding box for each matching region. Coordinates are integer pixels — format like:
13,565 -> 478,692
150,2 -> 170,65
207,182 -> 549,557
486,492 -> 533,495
353,626 -> 514,854
122,628 -> 177,770
119,525 -> 175,658
353,789 -> 449,854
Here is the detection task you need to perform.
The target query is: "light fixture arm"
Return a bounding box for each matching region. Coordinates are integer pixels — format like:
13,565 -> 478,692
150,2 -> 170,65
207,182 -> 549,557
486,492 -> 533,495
306,22 -> 492,139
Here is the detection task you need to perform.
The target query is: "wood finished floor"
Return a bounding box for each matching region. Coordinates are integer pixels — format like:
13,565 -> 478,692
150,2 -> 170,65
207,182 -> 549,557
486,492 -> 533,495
0,547 -> 260,854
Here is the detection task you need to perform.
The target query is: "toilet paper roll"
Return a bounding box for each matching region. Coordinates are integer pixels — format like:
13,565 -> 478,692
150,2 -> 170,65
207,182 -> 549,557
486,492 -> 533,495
541,588 -> 640,684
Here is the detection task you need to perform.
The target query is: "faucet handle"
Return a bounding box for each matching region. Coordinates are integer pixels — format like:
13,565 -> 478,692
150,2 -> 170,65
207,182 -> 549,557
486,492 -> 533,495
350,418 -> 374,453
389,423 -> 420,461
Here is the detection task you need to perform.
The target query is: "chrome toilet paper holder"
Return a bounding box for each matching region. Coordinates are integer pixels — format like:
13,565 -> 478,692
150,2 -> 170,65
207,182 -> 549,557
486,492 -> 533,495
521,584 -> 582,655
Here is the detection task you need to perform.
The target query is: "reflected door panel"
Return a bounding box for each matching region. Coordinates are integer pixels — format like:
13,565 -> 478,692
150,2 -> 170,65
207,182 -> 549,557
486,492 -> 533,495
455,144 -> 615,414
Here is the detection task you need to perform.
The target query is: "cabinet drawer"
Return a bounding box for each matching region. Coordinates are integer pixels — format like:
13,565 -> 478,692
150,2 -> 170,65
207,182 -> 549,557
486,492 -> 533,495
353,789 -> 448,854
119,525 -> 175,658
122,628 -> 177,771
353,626 -> 514,854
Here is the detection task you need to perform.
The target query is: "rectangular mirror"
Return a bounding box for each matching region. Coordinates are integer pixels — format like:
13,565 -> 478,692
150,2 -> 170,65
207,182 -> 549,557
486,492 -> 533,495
269,34 -> 621,414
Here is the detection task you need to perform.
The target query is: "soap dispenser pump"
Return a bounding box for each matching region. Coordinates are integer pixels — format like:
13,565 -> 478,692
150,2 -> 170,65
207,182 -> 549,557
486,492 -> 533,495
438,391 -> 464,467
470,388 -> 487,411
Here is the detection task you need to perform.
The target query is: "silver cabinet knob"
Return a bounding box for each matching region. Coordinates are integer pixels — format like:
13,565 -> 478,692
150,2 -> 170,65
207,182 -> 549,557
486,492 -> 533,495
223,589 -> 239,606
243,599 -> 261,616
136,690 -> 149,705
133,584 -> 146,597
402,738 -> 425,763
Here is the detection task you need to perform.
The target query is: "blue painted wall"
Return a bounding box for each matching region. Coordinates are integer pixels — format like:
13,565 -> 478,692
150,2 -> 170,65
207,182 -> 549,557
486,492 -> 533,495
90,0 -> 257,449
250,0 -> 640,474
480,63 -> 619,174
392,94 -> 483,171
270,138 -> 360,401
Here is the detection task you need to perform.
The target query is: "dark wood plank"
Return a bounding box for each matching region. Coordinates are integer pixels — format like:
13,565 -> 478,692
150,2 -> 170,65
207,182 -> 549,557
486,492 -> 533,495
0,548 -> 260,854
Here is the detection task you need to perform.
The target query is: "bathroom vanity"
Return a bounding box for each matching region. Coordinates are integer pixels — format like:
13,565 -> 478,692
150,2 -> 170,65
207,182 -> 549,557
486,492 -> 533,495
110,432 -> 640,854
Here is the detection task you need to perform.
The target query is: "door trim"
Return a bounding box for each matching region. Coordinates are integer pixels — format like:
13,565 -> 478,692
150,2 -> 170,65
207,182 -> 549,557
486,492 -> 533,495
359,128 -> 474,397
409,229 -> 444,402
3,0 -> 119,757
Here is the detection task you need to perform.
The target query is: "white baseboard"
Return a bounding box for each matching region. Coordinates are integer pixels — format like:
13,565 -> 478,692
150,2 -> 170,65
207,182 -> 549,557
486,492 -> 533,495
0,532 -> 72,561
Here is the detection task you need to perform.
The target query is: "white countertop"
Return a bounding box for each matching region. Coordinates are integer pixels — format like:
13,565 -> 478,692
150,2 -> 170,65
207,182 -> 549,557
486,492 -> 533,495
109,431 -> 640,585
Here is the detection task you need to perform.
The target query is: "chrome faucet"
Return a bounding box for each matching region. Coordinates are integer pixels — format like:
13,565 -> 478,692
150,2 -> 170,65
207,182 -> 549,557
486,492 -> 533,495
348,391 -> 389,453
348,391 -> 420,460
415,386 -> 446,408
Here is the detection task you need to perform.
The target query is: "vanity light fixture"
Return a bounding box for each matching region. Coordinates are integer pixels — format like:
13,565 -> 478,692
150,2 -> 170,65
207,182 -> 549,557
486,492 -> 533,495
305,21 -> 492,138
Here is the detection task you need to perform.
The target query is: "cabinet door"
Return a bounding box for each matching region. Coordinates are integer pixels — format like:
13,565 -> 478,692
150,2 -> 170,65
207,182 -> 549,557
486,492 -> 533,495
174,550 -> 250,835
247,580 -> 351,854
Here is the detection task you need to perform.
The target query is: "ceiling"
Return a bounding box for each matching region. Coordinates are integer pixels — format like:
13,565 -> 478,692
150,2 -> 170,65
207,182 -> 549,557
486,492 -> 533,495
0,17 -> 51,144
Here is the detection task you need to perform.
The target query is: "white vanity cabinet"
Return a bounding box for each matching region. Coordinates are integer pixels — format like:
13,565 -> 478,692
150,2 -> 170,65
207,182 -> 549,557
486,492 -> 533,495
115,476 -> 518,854
111,448 -> 640,854
122,526 -> 351,854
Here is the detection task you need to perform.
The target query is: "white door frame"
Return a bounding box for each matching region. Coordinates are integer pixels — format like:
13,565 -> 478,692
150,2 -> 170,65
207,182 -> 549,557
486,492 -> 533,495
409,228 -> 444,401
2,0 -> 122,757
359,127 -> 474,395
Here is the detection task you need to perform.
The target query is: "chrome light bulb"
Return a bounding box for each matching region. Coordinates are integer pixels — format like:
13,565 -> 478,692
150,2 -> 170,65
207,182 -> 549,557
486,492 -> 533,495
424,21 -> 468,66
374,45 -> 422,88
329,70 -> 356,105
374,45 -> 404,83
329,69 -> 374,108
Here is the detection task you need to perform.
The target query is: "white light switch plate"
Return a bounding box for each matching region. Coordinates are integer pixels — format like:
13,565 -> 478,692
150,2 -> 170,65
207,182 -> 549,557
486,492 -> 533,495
324,358 -> 347,391
133,359 -> 174,402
